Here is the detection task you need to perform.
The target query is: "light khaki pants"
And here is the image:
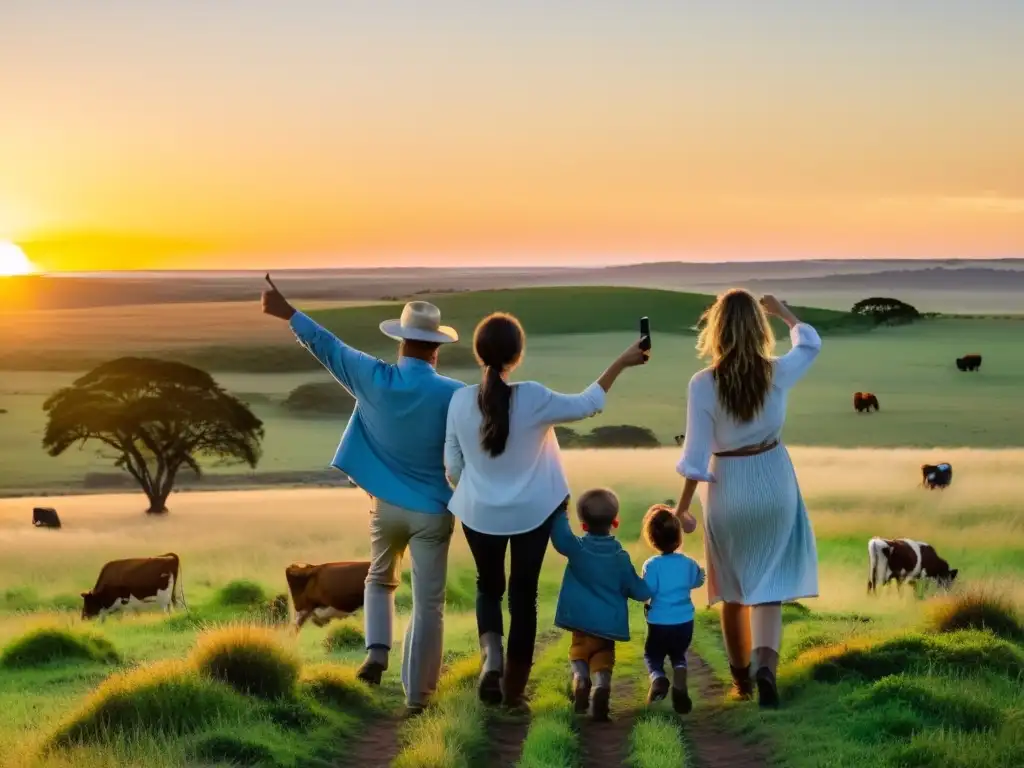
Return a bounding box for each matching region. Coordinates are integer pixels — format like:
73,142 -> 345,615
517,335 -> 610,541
365,496 -> 454,707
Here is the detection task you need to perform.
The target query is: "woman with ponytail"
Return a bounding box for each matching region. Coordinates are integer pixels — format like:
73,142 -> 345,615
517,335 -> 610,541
674,290 -> 821,709
445,312 -> 648,708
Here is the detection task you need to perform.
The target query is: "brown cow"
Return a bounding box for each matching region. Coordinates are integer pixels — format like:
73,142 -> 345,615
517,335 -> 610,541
853,392 -> 880,413
285,561 -> 370,630
867,538 -> 957,594
81,553 -> 186,619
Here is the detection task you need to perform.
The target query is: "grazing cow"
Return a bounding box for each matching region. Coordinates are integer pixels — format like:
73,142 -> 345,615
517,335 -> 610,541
285,561 -> 370,630
673,433 -> 685,446
921,462 -> 953,489
32,507 -> 61,529
81,553 -> 186,619
853,392 -> 880,413
956,354 -> 982,372
867,538 -> 958,594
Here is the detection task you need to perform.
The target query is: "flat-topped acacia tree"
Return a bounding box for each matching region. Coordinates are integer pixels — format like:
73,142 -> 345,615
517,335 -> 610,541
42,357 -> 264,514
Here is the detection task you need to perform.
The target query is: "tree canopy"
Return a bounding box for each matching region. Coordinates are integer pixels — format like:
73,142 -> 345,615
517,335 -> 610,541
42,357 -> 264,513
850,297 -> 921,324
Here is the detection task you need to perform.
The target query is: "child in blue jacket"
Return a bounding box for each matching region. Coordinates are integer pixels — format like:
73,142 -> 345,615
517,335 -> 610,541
640,503 -> 705,713
551,488 -> 651,721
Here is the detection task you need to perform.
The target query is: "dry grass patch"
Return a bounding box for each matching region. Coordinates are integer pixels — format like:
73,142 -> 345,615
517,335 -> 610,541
927,588 -> 1024,642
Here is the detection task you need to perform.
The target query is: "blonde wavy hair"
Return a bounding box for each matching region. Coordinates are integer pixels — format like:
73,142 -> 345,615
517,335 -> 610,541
695,288 -> 775,422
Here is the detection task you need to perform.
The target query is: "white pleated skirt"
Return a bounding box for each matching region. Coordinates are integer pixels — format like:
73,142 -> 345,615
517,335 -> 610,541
699,443 -> 819,606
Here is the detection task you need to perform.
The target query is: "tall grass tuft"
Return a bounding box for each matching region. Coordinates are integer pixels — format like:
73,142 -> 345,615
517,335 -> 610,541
190,625 -> 301,700
323,620 -> 365,653
302,663 -> 376,711
1,626 -> 119,669
927,589 -> 1024,642
49,660 -> 246,747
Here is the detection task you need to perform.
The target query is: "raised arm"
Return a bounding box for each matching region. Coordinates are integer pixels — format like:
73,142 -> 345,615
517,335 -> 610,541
289,312 -> 383,401
761,295 -> 822,389
549,506 -> 582,557
529,339 -> 649,426
444,400 -> 465,487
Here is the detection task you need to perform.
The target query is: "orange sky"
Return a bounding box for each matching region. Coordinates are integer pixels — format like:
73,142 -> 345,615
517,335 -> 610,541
1,2 -> 1022,270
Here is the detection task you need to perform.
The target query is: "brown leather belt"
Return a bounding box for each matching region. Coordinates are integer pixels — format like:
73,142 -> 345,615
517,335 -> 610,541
714,439 -> 779,458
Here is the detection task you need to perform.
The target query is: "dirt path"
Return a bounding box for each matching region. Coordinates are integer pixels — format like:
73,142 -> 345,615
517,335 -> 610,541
344,707 -> 405,768
684,652 -> 770,768
579,678 -> 641,768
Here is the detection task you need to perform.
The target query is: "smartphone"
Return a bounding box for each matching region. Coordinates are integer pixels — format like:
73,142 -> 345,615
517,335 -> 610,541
639,316 -> 651,352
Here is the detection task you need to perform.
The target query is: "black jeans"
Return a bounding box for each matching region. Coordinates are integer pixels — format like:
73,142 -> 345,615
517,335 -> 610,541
643,621 -> 695,677
462,501 -> 564,665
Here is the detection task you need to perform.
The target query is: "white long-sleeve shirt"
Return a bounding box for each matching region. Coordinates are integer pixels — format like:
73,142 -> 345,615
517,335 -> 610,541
677,323 -> 822,482
445,381 -> 606,535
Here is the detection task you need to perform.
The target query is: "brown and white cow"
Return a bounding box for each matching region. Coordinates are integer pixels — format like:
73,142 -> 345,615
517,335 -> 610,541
81,552 -> 186,619
867,538 -> 958,594
285,560 -> 370,630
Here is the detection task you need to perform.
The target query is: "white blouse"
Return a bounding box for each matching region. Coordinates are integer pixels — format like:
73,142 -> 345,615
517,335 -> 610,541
677,323 -> 822,482
445,381 -> 606,535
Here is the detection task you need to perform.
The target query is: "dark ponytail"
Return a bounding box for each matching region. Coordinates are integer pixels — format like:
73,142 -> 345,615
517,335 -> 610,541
474,313 -> 525,457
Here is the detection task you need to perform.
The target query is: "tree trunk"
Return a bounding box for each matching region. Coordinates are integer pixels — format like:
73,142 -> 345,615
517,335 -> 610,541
145,487 -> 171,514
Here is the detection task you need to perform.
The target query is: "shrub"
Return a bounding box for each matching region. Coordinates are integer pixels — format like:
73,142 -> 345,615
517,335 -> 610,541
927,590 -> 1024,642
303,664 -> 375,711
190,626 -> 301,700
1,627 -> 119,669
323,621 -> 365,653
189,733 -> 278,767
282,382 -> 354,415
50,660 -> 245,747
584,424 -> 661,448
554,426 -> 583,447
215,579 -> 269,608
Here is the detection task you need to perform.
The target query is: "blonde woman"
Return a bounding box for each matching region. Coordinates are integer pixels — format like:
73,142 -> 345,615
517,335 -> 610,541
674,290 -> 820,708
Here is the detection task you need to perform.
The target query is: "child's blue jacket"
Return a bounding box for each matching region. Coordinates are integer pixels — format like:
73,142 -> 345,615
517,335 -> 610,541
550,508 -> 651,641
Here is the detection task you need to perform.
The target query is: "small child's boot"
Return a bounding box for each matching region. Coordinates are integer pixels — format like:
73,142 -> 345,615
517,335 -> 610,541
672,668 -> 693,715
570,660 -> 591,714
590,669 -> 612,722
646,675 -> 670,704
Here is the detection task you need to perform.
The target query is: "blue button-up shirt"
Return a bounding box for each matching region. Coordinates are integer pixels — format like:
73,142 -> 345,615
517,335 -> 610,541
289,312 -> 465,514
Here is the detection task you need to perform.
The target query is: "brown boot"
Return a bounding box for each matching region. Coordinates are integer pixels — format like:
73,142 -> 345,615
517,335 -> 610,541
730,664 -> 754,699
502,658 -> 532,709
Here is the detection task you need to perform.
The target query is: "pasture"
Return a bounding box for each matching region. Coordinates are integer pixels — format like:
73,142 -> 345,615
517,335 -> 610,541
2,285 -> 1024,494
1,448 -> 1022,767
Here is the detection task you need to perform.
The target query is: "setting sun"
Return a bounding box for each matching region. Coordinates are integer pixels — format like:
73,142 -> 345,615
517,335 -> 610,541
0,241 -> 35,276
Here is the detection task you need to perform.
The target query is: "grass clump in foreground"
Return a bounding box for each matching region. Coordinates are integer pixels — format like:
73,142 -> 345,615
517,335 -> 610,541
49,660 -> 246,747
516,635 -> 579,768
189,625 -> 301,699
628,713 -> 687,768
393,657 -> 488,768
927,589 -> 1024,642
302,663 -> 376,711
323,620 -> 365,653
1,626 -> 120,669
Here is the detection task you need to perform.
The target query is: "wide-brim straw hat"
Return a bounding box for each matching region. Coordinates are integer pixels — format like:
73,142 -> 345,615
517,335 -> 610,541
379,301 -> 458,344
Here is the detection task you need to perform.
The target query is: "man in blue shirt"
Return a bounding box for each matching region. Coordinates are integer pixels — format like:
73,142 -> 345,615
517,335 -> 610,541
262,276 -> 464,714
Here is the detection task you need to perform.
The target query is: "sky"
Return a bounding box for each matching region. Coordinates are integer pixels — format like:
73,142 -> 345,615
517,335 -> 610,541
1,0 -> 1023,271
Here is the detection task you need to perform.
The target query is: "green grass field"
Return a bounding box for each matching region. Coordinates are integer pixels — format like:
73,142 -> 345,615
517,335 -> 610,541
2,286 -> 1024,492
1,285 -> 1022,766
1,448 -> 1022,767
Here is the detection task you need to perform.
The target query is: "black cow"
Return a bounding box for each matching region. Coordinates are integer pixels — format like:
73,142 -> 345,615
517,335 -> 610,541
673,433 -> 685,446
32,507 -> 61,529
853,392 -> 880,413
956,354 -> 982,372
921,463 -> 952,489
